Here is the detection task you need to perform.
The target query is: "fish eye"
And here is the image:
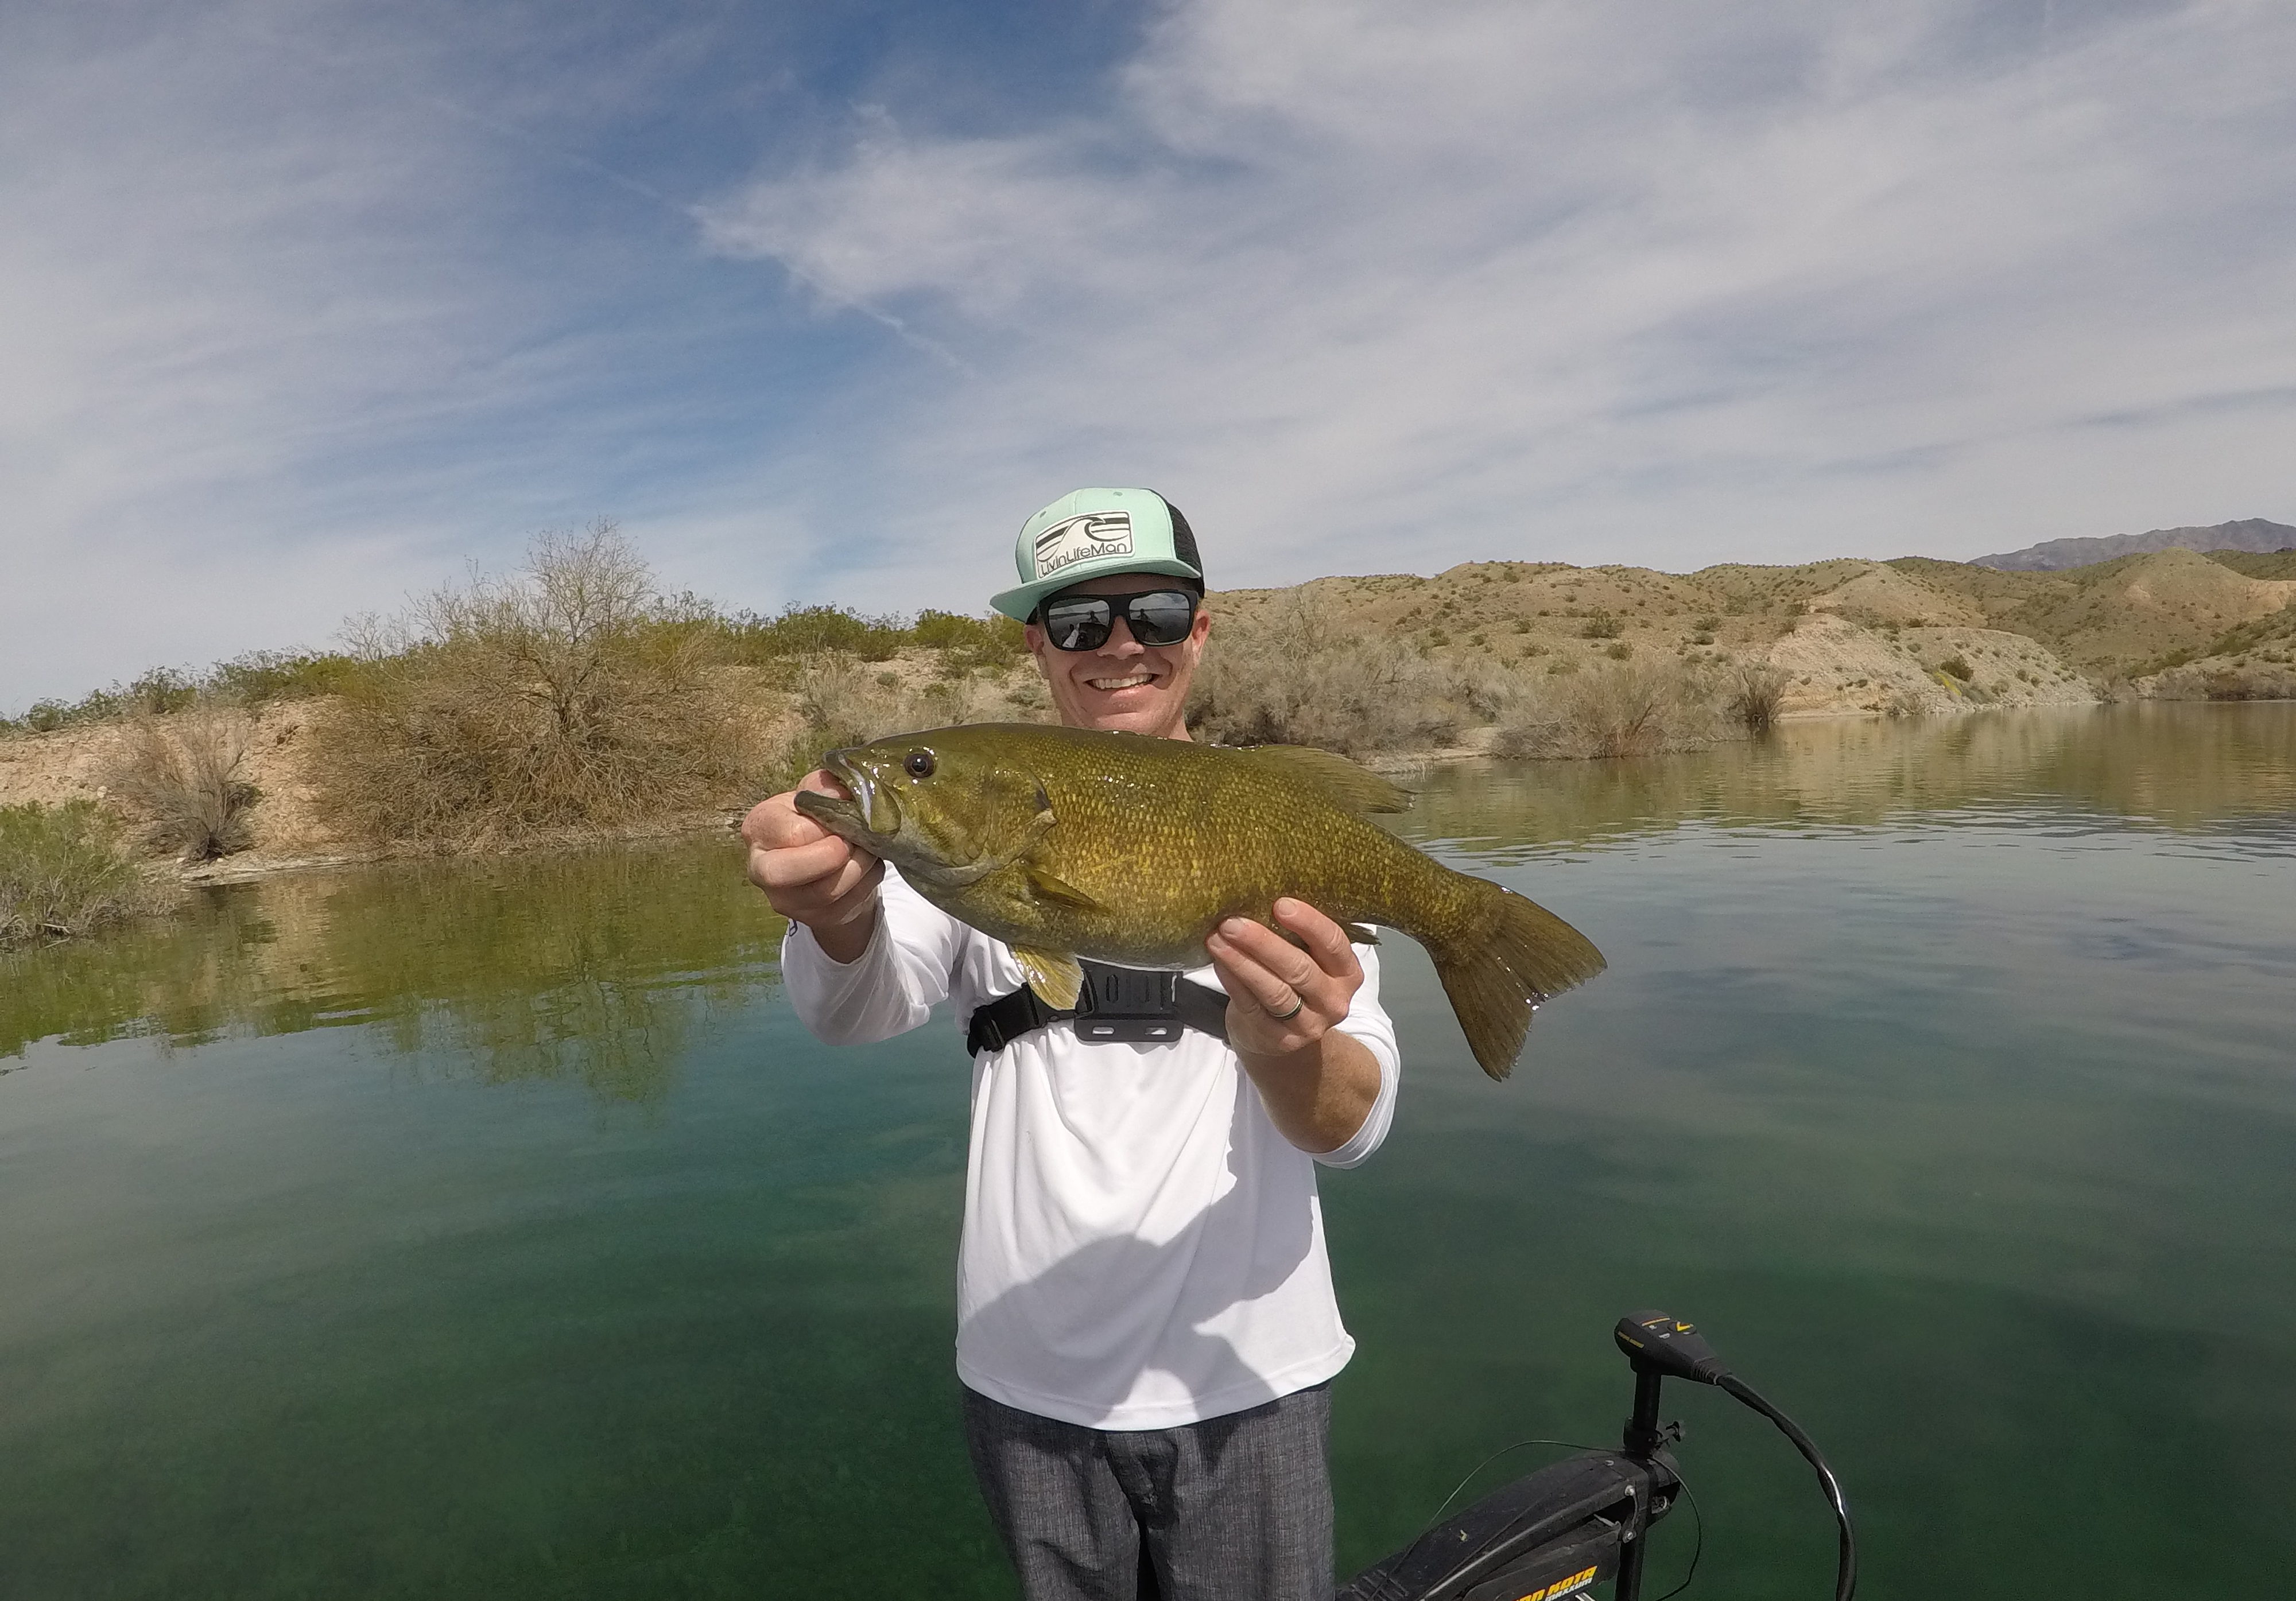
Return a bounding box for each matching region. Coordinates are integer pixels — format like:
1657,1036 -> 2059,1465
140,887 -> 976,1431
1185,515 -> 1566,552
903,750 -> 936,779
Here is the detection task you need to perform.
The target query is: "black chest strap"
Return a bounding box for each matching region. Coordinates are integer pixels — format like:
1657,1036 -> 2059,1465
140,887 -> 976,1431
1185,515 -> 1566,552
965,959 -> 1232,1057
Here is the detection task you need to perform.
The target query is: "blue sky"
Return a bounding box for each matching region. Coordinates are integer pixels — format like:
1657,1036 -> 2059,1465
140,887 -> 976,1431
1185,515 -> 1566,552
5,0 -> 2293,710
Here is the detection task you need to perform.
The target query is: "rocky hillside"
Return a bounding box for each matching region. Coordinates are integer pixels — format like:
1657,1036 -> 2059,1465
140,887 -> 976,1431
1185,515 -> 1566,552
1974,517 -> 2296,572
6,547 -> 2290,880
1217,546 -> 2295,714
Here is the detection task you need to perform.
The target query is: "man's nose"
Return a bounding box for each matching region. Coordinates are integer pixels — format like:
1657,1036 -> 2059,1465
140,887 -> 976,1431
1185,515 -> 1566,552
1097,617 -> 1149,654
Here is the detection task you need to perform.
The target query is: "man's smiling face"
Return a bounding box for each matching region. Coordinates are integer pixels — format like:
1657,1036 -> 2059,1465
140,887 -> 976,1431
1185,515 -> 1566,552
1023,570 -> 1211,740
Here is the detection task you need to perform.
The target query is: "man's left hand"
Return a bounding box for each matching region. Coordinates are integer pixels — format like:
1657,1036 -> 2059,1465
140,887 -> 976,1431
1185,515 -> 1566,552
1207,898 -> 1364,1058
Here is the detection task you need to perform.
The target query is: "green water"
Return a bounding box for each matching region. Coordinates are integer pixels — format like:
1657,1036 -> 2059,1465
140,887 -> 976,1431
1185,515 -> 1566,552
3,704 -> 2291,1598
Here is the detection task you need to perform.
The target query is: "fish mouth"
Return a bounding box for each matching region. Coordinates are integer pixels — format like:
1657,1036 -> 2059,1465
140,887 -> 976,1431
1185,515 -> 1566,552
793,749 -> 896,844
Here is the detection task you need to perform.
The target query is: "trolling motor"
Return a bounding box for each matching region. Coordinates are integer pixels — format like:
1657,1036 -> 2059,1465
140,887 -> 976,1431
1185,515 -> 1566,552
1337,1311 -> 1857,1601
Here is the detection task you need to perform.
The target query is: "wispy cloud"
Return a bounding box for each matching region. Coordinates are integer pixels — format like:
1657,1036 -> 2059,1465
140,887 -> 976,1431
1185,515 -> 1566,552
701,0 -> 2296,591
7,1 -> 2293,711
0,1 -> 848,709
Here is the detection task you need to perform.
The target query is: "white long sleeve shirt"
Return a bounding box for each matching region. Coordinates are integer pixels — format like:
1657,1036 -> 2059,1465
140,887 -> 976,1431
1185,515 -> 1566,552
781,866 -> 1401,1430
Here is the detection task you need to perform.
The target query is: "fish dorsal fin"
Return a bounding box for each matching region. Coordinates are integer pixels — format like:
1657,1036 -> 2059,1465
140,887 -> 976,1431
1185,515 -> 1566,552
1231,744 -> 1411,814
1011,946 -> 1085,1011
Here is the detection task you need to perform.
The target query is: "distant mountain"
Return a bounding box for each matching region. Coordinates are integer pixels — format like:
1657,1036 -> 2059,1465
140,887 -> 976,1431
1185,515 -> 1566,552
1973,518 -> 2296,572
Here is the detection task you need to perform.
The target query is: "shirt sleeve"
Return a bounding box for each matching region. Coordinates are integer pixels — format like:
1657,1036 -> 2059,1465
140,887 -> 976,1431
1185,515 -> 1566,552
1311,940 -> 1401,1170
781,868 -> 966,1047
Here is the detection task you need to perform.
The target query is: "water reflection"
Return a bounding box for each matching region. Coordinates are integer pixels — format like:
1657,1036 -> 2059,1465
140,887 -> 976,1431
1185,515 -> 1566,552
1400,702 -> 2296,855
0,838 -> 784,1099
5,705 -> 2289,1088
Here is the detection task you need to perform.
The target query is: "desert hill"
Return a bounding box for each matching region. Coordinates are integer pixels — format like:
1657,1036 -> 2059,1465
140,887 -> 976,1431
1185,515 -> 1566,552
5,545 -> 2291,885
1974,517 -> 2296,572
1215,545 -> 2295,717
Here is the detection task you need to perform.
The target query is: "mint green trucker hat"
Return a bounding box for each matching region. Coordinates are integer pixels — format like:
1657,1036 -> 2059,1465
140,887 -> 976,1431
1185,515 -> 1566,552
990,487 -> 1205,621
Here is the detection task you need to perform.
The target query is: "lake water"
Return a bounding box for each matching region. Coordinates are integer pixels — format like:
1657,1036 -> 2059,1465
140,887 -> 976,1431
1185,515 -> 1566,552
3,703 -> 2291,1598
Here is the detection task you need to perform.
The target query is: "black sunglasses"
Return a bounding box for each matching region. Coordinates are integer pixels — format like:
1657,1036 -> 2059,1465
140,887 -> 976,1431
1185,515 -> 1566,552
1037,589 -> 1199,652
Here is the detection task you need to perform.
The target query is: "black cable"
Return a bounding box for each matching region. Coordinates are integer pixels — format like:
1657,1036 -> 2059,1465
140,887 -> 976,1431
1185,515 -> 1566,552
1648,1471 -> 1704,1601
1424,1438 -> 1605,1528
1391,1439 -> 1605,1579
1716,1375 -> 1856,1601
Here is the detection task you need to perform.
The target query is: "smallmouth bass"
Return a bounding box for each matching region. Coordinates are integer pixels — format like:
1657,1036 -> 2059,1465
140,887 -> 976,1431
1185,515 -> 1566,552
793,723 -> 1605,1079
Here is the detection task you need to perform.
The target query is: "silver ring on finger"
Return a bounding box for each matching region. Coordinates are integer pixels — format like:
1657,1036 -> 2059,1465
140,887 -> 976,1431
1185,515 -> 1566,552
1269,992 -> 1305,1021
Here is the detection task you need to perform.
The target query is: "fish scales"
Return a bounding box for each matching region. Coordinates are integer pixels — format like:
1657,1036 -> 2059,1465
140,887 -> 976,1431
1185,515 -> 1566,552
792,723 -> 1604,1079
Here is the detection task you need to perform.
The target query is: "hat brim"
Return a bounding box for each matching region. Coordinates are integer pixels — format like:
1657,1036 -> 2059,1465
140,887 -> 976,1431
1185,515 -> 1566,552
990,557 -> 1204,622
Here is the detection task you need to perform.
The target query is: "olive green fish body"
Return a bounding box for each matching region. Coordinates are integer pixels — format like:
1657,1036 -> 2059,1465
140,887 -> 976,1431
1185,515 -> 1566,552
793,723 -> 1603,1078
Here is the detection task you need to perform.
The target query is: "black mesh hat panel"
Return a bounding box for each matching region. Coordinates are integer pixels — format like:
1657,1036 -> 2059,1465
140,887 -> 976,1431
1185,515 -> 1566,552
1154,494 -> 1205,593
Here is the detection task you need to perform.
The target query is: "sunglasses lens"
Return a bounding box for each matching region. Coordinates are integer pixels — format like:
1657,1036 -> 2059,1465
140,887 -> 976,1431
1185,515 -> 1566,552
1043,599 -> 1113,651
1040,590 -> 1196,650
1127,592 -> 1196,646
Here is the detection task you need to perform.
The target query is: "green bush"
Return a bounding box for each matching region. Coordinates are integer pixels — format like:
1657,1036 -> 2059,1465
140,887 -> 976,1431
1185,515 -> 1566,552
0,801 -> 172,947
207,650 -> 363,706
912,609 -> 1025,663
722,604 -> 911,662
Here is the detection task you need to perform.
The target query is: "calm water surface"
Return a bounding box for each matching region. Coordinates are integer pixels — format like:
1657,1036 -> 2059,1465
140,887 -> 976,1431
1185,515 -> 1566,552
3,704 -> 2291,1598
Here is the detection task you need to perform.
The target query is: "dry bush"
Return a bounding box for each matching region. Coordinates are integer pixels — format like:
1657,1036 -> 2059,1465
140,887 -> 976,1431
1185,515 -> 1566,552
1188,592 -> 1472,754
773,652 -> 1007,785
1725,662 -> 1789,732
1495,661 -> 1727,760
0,801 -> 173,946
103,705 -> 258,861
310,523 -> 765,848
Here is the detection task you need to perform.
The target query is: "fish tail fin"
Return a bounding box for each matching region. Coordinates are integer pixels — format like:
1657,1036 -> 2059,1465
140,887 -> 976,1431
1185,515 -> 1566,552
1430,884 -> 1605,1081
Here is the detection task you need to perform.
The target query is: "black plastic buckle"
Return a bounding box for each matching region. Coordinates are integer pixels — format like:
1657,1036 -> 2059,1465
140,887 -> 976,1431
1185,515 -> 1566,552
1075,962 -> 1186,1045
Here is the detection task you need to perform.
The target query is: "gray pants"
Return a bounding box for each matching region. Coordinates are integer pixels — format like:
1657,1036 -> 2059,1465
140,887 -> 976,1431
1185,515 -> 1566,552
962,1384 -> 1335,1601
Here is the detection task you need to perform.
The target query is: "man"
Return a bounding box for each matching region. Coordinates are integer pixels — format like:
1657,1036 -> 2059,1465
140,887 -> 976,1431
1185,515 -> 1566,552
740,488 -> 1399,1600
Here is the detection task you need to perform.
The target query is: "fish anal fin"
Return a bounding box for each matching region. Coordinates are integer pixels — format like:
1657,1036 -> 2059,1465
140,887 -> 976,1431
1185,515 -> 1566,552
1235,745 -> 1411,813
1012,946 -> 1085,1011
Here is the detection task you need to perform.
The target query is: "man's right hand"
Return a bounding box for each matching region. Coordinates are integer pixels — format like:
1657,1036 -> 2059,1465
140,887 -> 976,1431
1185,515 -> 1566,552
740,771 -> 884,963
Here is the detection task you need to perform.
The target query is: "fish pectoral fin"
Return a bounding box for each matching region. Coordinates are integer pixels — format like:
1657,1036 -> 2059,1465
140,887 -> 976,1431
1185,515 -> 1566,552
1235,744 -> 1412,814
1011,946 -> 1085,1011
1022,864 -> 1108,915
1343,922 -> 1382,946
936,804 -> 1062,889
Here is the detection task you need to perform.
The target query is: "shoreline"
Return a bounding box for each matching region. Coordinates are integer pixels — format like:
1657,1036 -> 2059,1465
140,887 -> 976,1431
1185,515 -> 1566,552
156,700 -> 2142,888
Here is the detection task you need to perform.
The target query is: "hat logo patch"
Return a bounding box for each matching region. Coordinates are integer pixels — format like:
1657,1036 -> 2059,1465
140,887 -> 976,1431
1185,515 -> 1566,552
1033,511 -> 1133,579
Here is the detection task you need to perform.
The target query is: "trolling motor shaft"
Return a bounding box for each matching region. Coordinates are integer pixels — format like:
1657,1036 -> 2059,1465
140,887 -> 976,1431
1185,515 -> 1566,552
1336,1310 -> 1856,1601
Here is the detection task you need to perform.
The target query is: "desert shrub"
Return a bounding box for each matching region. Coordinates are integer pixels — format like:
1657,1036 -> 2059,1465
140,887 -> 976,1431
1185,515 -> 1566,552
913,609 -> 1026,666
0,801 -> 172,946
1938,655 -> 1975,681
723,604 -> 910,662
5,668 -> 196,734
206,650 -> 362,707
1494,662 -> 1725,760
770,650 -> 1011,786
103,706 -> 259,861
1580,611 -> 1624,639
309,523 -> 765,848
796,655 -> 928,751
1726,662 -> 1789,732
1188,592 -> 1469,754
